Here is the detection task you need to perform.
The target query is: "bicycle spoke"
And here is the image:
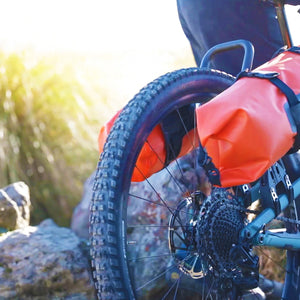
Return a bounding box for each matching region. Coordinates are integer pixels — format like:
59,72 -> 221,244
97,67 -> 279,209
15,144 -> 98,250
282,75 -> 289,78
173,232 -> 187,245
135,264 -> 178,292
172,273 -> 181,300
161,272 -> 183,300
204,276 -> 216,300
145,140 -> 189,196
127,224 -> 170,228
128,253 -> 172,262
169,152 -> 201,198
131,165 -> 192,229
175,108 -> 197,151
202,275 -> 205,299
128,192 -> 196,219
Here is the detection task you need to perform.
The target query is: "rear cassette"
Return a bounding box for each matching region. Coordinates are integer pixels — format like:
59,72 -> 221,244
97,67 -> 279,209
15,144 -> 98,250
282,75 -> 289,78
196,188 -> 259,291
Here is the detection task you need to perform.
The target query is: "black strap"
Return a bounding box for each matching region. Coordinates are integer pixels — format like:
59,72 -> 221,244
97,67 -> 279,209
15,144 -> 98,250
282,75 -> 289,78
287,46 -> 300,54
269,77 -> 299,106
236,69 -> 300,151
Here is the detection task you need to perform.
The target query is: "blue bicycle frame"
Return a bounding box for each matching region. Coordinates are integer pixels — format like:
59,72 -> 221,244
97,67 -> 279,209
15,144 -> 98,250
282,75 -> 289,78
241,177 -> 300,249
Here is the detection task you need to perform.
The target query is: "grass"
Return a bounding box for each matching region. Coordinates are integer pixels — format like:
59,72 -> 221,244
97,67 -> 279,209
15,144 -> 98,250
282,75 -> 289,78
0,51 -> 100,226
0,47 -> 195,227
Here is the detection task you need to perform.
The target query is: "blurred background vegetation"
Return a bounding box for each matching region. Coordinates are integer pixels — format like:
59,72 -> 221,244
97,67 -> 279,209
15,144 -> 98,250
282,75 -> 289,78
0,0 -> 194,226
0,52 -> 101,226
0,49 -> 194,227
0,0 -> 195,227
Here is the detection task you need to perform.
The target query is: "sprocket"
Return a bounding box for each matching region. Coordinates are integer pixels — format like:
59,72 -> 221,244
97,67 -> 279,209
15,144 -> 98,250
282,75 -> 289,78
196,188 -> 247,277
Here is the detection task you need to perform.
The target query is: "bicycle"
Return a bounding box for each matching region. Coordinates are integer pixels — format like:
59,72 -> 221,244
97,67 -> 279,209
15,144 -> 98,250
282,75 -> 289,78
89,1 -> 300,299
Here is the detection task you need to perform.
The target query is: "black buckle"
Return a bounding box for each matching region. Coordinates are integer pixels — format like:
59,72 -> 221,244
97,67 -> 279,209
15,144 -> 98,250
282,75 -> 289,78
288,46 -> 300,54
198,146 -> 221,186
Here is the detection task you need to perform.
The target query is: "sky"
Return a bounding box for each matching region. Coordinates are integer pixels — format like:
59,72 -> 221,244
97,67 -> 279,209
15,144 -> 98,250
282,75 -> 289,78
286,4 -> 300,45
1,1 -> 297,54
0,0 -> 190,54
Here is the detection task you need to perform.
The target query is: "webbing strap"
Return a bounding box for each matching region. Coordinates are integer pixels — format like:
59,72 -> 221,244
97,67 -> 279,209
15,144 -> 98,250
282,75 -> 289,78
269,77 -> 299,106
287,46 -> 300,54
269,77 -> 300,151
236,67 -> 300,151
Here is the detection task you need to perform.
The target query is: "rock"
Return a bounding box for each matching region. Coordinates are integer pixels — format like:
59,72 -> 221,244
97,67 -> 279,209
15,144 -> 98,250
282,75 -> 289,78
0,182 -> 31,231
0,219 -> 96,299
71,171 -> 95,239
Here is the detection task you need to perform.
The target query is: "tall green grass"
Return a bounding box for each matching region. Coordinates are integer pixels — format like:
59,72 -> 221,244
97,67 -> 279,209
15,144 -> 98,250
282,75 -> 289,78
0,52 -> 100,226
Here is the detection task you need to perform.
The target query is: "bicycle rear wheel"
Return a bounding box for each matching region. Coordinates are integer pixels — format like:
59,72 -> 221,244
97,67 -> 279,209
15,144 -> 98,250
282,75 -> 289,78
90,68 -> 248,300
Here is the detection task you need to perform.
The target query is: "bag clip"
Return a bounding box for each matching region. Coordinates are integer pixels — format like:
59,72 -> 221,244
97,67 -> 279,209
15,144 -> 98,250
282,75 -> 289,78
198,146 -> 221,186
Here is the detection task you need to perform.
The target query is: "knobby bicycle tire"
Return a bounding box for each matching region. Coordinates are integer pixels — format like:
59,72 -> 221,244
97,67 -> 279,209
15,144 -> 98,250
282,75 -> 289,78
89,67 -> 299,300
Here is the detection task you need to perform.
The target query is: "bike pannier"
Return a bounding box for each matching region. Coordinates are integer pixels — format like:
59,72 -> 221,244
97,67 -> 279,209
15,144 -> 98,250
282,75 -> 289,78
196,47 -> 300,187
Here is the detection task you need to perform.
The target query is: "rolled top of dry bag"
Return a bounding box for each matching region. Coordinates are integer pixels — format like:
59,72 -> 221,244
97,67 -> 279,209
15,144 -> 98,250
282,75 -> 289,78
196,46 -> 300,187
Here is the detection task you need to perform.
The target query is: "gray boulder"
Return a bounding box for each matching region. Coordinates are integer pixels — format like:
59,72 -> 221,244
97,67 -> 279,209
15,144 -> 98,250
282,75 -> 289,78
71,171 -> 95,239
0,181 -> 31,231
0,219 -> 96,299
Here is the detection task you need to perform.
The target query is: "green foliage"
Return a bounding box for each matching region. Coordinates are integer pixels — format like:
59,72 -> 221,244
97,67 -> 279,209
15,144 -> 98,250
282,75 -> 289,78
0,52 -> 99,226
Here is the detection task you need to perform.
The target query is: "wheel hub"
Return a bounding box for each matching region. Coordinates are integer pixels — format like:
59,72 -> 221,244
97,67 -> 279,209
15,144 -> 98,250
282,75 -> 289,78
168,192 -> 206,279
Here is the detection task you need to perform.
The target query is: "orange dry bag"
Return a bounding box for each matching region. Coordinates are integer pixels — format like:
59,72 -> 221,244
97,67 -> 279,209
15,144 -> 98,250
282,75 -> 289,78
196,46 -> 300,187
98,105 -> 196,182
